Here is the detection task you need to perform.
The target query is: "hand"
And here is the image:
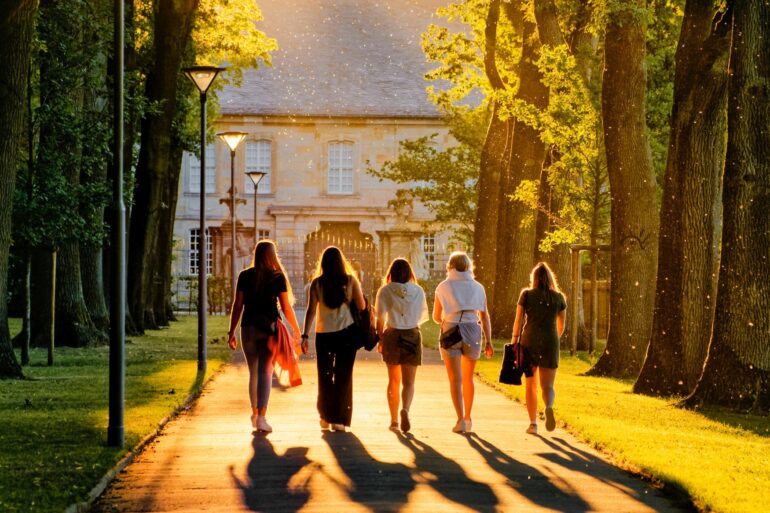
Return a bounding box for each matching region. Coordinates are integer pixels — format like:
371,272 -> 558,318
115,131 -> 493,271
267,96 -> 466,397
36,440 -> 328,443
228,332 -> 237,350
300,338 -> 309,355
484,341 -> 494,358
377,342 -> 383,354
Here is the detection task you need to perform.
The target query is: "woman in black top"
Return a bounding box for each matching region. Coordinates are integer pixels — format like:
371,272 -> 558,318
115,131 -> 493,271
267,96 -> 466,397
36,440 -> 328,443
227,240 -> 305,433
511,262 -> 567,435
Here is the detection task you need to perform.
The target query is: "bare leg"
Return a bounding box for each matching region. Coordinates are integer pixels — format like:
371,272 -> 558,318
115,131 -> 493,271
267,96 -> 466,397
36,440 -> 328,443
525,366 -> 540,424
461,356 -> 476,421
443,355 -> 463,420
386,364 -> 402,423
539,367 -> 557,408
401,364 -> 417,412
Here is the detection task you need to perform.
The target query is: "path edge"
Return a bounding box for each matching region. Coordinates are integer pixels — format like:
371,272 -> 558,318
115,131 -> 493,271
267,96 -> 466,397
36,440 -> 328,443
63,358 -> 234,513
475,372 -> 700,513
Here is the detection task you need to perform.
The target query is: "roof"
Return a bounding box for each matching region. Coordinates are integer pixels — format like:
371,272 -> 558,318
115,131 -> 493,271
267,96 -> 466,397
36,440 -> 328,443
218,0 -> 450,118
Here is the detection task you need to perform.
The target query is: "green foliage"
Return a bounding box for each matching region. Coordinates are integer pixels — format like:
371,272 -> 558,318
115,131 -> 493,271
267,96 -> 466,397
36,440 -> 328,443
366,109 -> 486,248
499,44 -> 610,249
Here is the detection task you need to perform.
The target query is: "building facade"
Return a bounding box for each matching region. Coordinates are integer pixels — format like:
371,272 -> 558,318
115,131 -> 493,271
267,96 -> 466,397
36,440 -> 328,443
172,0 -> 460,308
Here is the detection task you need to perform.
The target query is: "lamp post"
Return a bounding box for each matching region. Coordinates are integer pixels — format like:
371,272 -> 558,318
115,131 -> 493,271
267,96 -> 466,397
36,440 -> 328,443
108,0 -> 126,447
183,65 -> 224,374
218,131 -> 248,297
246,170 -> 267,245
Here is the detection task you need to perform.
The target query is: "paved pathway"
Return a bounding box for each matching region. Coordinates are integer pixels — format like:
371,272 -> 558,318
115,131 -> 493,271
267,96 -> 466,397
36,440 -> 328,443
94,347 -> 687,513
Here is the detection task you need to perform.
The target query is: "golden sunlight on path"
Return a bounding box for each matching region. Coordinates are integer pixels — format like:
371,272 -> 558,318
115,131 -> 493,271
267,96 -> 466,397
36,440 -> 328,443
94,347 -> 687,513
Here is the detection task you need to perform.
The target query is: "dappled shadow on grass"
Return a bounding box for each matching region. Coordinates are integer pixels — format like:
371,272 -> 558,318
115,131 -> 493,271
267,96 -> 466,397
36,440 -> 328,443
696,407 -> 770,438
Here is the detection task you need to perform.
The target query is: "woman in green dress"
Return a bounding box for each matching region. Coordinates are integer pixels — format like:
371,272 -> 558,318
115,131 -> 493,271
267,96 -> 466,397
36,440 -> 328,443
511,262 -> 567,435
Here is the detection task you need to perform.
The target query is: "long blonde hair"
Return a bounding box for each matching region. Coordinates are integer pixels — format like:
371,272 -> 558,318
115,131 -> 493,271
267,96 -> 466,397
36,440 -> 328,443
530,261 -> 561,294
446,251 -> 473,276
252,240 -> 294,305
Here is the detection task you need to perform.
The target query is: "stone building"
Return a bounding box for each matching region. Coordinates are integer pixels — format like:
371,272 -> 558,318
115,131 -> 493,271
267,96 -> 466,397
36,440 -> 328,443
172,0 -> 460,308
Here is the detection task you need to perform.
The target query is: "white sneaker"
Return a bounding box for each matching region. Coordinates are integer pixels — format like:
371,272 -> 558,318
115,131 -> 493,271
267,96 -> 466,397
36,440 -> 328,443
331,423 -> 347,432
256,416 -> 273,433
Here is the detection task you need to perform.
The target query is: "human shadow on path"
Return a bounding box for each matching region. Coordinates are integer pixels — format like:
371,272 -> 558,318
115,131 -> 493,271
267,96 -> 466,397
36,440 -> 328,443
466,433 -> 591,512
231,434 -> 315,513
396,432 -> 499,513
322,431 -> 415,512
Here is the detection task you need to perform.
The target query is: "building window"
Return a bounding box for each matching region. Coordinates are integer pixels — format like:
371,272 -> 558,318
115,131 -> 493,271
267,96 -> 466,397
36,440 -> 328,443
421,233 -> 436,272
257,229 -> 271,241
189,228 -> 212,276
327,141 -> 354,195
245,140 -> 271,194
187,144 -> 216,193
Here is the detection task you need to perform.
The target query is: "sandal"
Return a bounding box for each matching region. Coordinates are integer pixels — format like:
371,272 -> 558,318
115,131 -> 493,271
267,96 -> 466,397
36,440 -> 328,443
526,423 -> 538,435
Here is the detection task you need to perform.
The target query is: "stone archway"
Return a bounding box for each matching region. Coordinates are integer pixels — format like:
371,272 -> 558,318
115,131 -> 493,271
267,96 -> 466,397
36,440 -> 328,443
304,222 -> 378,299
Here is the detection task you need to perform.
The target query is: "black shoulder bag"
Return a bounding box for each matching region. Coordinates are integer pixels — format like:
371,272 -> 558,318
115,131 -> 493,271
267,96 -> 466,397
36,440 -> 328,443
349,296 -> 379,352
439,310 -> 469,349
499,291 -> 531,385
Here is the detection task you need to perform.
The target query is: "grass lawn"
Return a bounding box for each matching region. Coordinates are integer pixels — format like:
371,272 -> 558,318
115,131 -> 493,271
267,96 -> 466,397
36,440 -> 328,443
421,322 -> 769,513
0,315 -> 232,513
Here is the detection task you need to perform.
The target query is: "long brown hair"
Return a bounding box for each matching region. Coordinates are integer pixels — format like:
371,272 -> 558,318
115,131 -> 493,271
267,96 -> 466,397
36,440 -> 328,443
383,258 -> 416,286
530,261 -> 561,294
312,246 -> 356,309
252,240 -> 294,305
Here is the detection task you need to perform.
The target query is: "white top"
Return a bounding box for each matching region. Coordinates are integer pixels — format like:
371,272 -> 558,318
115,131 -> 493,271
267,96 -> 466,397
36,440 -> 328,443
375,282 -> 429,330
434,270 -> 487,323
315,277 -> 354,333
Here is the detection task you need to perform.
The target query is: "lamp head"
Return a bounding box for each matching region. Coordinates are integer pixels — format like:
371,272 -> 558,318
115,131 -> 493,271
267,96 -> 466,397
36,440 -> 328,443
218,131 -> 248,152
183,66 -> 225,94
246,170 -> 267,186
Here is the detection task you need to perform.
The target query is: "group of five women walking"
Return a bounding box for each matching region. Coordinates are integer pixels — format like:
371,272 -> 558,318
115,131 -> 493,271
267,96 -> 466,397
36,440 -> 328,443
227,240 -> 566,436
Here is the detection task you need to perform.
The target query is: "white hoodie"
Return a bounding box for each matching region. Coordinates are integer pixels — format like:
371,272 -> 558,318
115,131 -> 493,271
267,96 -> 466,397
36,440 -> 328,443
375,282 -> 429,330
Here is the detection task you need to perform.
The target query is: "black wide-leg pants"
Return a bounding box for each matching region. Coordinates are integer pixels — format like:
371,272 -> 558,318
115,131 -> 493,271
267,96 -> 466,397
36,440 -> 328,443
315,326 -> 358,426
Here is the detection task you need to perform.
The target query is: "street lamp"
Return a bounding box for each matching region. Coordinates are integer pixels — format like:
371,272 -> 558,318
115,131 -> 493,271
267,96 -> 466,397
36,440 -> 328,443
183,65 -> 225,374
246,170 -> 267,245
108,0 -> 126,448
218,131 -> 248,297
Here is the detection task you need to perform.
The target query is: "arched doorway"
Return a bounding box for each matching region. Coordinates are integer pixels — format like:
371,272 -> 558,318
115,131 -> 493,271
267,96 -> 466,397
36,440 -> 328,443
304,222 -> 378,299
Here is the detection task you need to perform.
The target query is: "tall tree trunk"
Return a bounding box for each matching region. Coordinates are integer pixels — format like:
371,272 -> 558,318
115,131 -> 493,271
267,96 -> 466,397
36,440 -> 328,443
492,10 -> 549,337
81,244 -> 110,332
128,0 -> 198,332
0,0 -> 34,379
473,0 -> 509,307
635,1 -> 730,396
589,0 -> 659,378
684,0 -> 770,411
56,242 -> 106,347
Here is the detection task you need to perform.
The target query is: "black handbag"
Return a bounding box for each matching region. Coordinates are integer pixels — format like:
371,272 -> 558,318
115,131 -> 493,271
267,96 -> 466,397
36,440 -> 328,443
439,310 -> 469,349
499,341 -> 529,385
349,296 -> 379,351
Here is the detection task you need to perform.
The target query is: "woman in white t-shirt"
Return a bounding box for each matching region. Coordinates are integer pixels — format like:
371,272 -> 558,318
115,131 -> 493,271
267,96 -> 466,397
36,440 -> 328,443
374,258 -> 429,433
433,252 -> 493,434
302,246 -> 366,432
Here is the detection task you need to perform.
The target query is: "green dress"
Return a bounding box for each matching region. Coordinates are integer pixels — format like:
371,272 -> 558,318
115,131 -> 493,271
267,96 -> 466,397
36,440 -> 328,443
517,288 -> 567,369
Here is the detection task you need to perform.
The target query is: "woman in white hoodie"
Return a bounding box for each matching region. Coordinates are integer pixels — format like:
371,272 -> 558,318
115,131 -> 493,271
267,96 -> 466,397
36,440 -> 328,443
375,258 -> 429,433
433,251 -> 493,434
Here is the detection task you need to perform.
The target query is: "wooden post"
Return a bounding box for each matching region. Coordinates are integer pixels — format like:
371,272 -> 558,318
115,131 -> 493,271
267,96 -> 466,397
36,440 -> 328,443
48,250 -> 56,366
569,248 -> 579,355
590,248 -> 598,355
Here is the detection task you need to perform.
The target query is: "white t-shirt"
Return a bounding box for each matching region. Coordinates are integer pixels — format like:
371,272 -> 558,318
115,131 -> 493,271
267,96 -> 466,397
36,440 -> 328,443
375,282 -> 429,330
314,277 -> 355,333
434,270 -> 487,323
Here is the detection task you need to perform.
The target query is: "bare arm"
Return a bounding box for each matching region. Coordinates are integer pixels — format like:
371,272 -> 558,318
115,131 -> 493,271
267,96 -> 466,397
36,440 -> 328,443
303,282 -> 318,337
351,277 -> 366,310
279,291 -> 302,342
511,305 -> 525,342
480,306 -> 494,357
557,309 -> 566,337
432,296 -> 443,324
227,291 -> 245,350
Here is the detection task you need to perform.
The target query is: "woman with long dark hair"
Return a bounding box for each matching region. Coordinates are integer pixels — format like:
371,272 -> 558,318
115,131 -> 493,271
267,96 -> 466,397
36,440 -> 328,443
511,262 -> 567,434
374,258 -> 429,433
302,246 -> 366,432
227,240 -> 304,433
